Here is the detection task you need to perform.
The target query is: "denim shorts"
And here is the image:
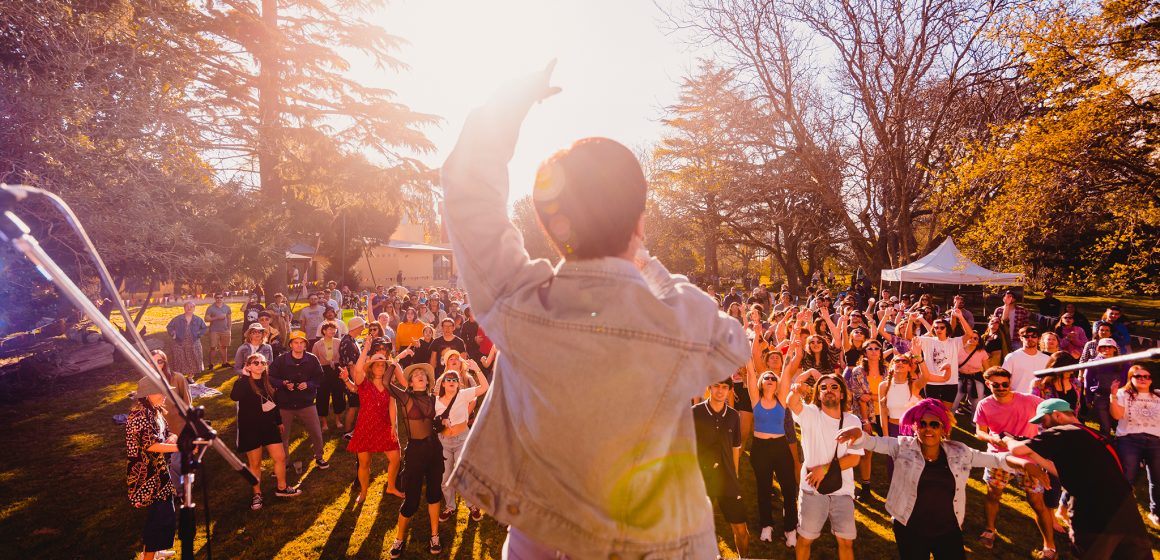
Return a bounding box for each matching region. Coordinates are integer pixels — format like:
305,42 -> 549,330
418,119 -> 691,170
798,491 -> 856,540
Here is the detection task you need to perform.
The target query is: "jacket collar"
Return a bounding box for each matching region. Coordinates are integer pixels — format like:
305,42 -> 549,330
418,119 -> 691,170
555,257 -> 647,287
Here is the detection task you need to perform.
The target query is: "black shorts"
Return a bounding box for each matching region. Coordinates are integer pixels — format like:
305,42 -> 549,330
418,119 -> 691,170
925,384 -> 957,403
702,469 -> 746,524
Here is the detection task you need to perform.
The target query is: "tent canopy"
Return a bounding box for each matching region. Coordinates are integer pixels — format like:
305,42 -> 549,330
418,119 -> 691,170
880,237 -> 1022,285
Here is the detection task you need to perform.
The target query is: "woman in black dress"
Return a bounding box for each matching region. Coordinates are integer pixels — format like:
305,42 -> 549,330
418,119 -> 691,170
231,354 -> 299,510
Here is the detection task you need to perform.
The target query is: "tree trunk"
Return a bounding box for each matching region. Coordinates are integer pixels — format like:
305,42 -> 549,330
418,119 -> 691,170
258,0 -> 287,300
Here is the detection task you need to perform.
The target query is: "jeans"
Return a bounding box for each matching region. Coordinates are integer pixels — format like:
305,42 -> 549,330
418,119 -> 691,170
1115,433 -> 1160,515
280,406 -> 325,461
894,520 -> 964,560
440,431 -> 470,508
1086,390 -> 1116,436
750,436 -> 798,531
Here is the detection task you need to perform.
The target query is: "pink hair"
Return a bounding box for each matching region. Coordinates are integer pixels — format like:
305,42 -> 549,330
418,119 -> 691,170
899,398 -> 953,437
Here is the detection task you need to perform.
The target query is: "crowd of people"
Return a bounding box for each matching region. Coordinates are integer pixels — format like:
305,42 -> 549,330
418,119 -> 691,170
124,67 -> 1157,560
124,278 -> 1158,560
127,283 -> 498,559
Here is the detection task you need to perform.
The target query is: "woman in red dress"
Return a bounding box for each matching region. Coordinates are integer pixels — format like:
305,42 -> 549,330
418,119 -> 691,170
346,337 -> 415,503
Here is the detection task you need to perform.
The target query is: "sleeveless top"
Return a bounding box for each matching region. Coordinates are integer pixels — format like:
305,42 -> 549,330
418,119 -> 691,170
885,379 -> 915,421
753,398 -> 786,435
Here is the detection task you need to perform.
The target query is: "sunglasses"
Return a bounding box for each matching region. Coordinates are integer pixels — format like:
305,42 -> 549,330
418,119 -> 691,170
444,378 -> 459,384
932,326 -> 946,331
819,384 -> 841,391
248,360 -> 267,365
865,346 -> 882,351
1132,375 -> 1151,380
988,381 -> 1011,389
917,420 -> 943,430
1022,335 -> 1040,339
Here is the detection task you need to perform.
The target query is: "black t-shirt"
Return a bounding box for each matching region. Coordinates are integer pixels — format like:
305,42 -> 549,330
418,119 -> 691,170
428,335 -> 467,375
907,449 -> 958,535
242,302 -> 264,332
691,400 -> 741,482
1026,423 -> 1144,533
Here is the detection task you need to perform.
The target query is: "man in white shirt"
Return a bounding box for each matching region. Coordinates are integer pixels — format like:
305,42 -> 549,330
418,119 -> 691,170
916,310 -> 978,404
787,370 -> 864,559
1002,326 -> 1051,394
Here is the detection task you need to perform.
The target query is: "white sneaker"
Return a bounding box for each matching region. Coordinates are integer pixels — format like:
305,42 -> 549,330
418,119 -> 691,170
759,526 -> 773,542
141,552 -> 177,560
785,530 -> 797,548
1148,512 -> 1160,527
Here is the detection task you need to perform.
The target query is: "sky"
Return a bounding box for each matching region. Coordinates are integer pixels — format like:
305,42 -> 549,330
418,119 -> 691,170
365,0 -> 708,203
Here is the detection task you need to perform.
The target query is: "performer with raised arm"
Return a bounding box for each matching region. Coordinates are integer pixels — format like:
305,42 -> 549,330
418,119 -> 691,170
440,63 -> 749,558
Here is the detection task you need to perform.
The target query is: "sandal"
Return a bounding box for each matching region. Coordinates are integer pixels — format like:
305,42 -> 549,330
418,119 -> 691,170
979,530 -> 995,550
251,493 -> 263,510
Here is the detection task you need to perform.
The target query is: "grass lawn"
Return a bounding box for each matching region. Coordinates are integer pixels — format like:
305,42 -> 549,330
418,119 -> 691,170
1,305 -> 1158,559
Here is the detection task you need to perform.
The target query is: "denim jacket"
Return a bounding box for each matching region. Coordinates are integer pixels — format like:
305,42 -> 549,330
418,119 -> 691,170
441,99 -> 749,559
850,435 -> 1015,527
166,314 -> 207,342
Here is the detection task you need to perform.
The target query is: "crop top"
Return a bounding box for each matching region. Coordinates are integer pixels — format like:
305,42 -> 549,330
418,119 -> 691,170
753,398 -> 786,435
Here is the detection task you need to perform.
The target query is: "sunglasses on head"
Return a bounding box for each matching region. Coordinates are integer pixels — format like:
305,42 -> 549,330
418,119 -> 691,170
917,420 -> 943,430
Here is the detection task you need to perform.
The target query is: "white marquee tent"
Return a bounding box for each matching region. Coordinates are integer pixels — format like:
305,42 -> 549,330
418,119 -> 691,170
880,237 -> 1022,285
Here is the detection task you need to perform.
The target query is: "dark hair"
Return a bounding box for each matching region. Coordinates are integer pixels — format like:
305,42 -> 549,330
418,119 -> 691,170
983,366 -> 1012,380
1044,351 -> 1078,371
533,138 -> 646,259
810,373 -> 849,411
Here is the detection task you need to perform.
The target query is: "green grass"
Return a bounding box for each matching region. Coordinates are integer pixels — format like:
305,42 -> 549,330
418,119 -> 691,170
1,304 -> 1158,559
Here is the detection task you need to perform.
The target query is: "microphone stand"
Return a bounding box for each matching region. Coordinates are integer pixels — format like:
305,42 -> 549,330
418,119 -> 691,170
0,208 -> 257,559
1032,348 -> 1160,377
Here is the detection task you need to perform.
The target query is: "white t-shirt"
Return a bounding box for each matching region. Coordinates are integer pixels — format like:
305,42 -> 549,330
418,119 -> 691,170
793,404 -> 864,496
917,335 -> 963,386
1002,350 -> 1051,394
1115,390 -> 1160,438
435,386 -> 478,426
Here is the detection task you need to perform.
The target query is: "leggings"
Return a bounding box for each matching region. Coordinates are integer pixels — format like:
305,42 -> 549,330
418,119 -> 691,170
400,436 -> 444,518
315,365 -> 347,416
750,436 -> 798,531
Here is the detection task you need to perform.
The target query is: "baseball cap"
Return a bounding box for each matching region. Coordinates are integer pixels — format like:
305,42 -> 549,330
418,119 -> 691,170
1097,337 -> 1118,348
1029,398 -> 1074,424
288,330 -> 308,342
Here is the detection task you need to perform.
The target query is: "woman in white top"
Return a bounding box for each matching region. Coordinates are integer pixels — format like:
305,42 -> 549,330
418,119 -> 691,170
1110,364 -> 1160,525
435,358 -> 490,523
877,339 -> 946,478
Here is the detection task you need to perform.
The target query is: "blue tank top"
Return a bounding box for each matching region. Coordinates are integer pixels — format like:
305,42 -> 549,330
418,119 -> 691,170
753,398 -> 786,435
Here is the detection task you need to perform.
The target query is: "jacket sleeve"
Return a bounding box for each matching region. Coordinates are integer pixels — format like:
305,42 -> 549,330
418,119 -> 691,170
305,356 -> 323,391
230,377 -> 250,402
967,447 -> 1015,472
166,317 -> 178,339
441,100 -> 554,332
850,434 -> 902,459
233,346 -> 249,375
